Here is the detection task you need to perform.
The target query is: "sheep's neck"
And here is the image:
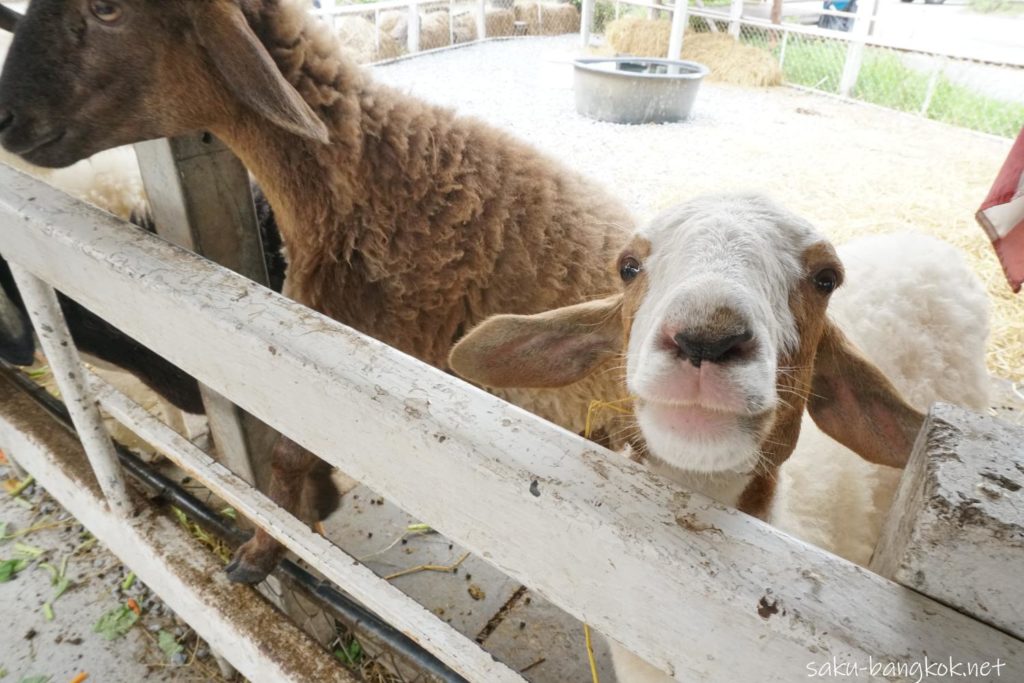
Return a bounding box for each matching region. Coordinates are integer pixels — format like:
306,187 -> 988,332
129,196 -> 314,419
213,2 -> 374,308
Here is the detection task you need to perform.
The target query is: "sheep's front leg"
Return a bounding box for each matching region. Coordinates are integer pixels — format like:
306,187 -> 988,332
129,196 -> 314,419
226,435 -> 322,584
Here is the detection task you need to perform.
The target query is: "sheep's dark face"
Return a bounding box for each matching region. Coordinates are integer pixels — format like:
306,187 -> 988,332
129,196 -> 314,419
0,0 -> 327,169
0,0 -> 198,167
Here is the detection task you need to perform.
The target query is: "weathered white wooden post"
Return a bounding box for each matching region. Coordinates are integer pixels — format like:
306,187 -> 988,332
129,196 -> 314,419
408,1 -> 421,52
920,56 -> 946,116
871,404 -> 1024,641
6,266 -> 133,516
476,0 -> 486,40
133,135 -> 336,649
838,0 -> 872,97
667,0 -> 690,60
728,0 -> 743,38
134,135 -> 276,491
580,0 -> 595,46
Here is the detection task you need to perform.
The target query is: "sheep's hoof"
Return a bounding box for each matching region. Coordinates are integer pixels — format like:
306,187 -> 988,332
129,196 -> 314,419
225,546 -> 277,585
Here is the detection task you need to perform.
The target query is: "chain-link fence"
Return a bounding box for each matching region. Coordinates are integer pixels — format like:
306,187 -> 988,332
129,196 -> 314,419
581,1 -> 1024,139
316,0 -> 583,64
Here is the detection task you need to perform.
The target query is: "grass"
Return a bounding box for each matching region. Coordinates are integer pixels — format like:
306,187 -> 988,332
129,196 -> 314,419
969,0 -> 1024,14
770,37 -> 1024,138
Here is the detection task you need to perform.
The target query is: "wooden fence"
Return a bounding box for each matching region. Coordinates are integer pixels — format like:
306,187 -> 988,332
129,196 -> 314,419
1,159 -> 1021,680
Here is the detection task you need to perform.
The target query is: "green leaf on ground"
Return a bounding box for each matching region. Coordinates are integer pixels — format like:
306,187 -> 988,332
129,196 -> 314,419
170,507 -> 189,527
333,639 -> 364,667
0,559 -> 29,582
27,366 -> 49,379
121,571 -> 135,591
53,577 -> 70,601
93,605 -> 139,640
42,603 -> 54,621
13,543 -> 43,559
18,676 -> 50,683
7,476 -> 34,498
158,630 -> 184,660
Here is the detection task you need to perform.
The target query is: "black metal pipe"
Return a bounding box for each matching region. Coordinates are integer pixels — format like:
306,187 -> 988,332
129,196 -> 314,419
1,362 -> 467,683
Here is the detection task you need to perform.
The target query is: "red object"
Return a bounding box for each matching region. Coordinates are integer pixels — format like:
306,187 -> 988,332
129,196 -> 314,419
977,128 -> 1024,293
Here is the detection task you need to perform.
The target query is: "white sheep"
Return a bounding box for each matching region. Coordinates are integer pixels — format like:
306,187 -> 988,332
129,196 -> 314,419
450,194 -> 991,682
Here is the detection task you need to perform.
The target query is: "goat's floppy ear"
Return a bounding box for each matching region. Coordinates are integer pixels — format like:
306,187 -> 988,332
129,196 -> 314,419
807,321 -> 924,468
0,4 -> 22,33
193,3 -> 330,143
449,295 -> 624,389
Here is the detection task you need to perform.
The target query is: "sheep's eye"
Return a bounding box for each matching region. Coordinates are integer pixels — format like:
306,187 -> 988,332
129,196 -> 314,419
619,256 -> 642,282
813,268 -> 839,294
89,1 -> 122,23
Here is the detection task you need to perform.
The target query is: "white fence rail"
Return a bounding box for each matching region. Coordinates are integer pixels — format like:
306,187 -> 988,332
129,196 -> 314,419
1,163 -> 1023,680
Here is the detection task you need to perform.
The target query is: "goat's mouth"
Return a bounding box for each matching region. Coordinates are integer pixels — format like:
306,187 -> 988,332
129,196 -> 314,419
636,399 -> 770,438
634,398 -> 774,474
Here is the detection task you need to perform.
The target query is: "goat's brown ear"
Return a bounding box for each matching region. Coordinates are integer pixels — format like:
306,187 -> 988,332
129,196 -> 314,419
193,3 -> 330,143
449,295 -> 624,389
807,321 -> 924,468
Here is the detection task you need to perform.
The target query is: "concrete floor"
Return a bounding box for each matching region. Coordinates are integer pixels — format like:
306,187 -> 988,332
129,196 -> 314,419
0,461 -> 229,683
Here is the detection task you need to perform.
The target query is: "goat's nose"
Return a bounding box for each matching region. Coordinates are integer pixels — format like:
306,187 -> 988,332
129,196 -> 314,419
0,107 -> 13,134
673,330 -> 753,367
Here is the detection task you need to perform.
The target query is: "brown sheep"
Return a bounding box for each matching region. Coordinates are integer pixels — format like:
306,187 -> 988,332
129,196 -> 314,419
0,0 -> 634,583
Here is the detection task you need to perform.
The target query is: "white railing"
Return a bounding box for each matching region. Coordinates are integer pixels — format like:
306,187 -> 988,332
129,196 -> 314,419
1,163 -> 1023,681
315,0 -> 498,59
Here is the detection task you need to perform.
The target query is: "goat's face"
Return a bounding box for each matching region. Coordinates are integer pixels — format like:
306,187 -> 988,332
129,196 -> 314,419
450,194 -> 923,481
0,0 -> 327,168
621,195 -> 842,474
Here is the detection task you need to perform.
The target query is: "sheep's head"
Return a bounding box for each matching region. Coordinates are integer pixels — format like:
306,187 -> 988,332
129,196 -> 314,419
0,0 -> 327,168
451,194 -> 923,494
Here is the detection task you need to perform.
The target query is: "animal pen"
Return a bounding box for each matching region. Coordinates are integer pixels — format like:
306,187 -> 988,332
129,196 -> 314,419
0,4 -> 1023,683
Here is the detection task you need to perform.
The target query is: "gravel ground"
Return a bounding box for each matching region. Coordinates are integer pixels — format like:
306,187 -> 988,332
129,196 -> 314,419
374,36 -> 1023,380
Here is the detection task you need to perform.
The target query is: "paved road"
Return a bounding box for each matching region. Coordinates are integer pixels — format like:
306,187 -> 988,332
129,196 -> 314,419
871,0 -> 1024,64
740,0 -> 1024,64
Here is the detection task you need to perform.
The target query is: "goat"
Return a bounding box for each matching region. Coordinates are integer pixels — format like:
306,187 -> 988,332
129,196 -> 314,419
449,194 -> 991,681
0,0 -> 633,583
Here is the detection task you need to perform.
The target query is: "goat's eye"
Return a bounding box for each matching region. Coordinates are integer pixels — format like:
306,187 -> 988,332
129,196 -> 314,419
89,0 -> 122,23
813,268 -> 839,294
619,256 -> 642,282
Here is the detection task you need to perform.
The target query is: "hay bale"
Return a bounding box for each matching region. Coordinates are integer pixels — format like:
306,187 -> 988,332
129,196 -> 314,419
336,16 -> 402,64
604,18 -> 782,88
485,8 -> 516,37
514,3 -> 542,34
682,33 -> 782,88
379,9 -> 452,51
419,9 -> 452,50
379,10 -> 408,44
539,4 -> 580,35
514,3 -> 579,35
452,12 -> 478,44
605,17 -> 671,57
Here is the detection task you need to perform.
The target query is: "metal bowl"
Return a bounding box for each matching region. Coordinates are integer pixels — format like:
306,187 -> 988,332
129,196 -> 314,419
573,58 -> 710,124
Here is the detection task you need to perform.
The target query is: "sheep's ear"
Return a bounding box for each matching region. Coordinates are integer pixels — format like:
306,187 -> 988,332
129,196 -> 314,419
807,321 -> 924,468
0,4 -> 22,33
192,2 -> 330,143
449,295 -> 624,389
